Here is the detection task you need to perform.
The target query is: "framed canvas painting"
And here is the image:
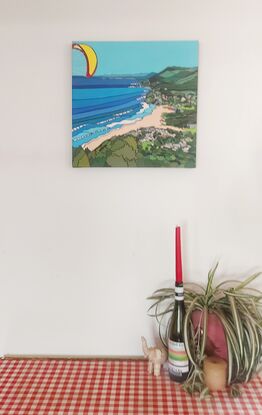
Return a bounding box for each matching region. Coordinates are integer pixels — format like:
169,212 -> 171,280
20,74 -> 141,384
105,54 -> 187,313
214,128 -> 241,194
72,41 -> 198,168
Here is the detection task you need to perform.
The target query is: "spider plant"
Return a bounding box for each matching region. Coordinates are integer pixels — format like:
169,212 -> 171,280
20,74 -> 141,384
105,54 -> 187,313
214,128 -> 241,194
148,264 -> 262,397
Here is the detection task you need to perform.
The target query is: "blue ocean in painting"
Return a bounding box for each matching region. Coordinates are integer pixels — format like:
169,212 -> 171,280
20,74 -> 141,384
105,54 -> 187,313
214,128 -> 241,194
72,76 -> 155,148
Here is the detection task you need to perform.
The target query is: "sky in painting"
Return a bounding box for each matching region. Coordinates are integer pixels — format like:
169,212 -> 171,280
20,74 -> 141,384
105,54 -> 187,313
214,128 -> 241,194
72,41 -> 198,76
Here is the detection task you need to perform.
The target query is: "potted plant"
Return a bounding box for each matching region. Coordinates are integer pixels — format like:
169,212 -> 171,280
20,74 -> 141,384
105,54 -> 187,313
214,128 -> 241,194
148,264 -> 262,397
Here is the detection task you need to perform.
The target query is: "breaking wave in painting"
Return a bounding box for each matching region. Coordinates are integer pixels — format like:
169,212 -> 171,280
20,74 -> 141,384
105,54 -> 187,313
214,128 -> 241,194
72,76 -> 155,148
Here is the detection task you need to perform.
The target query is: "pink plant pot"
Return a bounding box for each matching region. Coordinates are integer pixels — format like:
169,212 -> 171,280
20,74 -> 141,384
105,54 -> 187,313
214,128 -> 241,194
191,310 -> 228,361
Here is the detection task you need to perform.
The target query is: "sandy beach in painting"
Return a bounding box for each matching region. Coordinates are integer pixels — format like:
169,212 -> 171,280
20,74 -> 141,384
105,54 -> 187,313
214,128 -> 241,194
83,106 -> 182,152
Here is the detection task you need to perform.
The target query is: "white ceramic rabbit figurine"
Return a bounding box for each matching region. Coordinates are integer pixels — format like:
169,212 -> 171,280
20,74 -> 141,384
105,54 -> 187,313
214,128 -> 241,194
141,336 -> 167,376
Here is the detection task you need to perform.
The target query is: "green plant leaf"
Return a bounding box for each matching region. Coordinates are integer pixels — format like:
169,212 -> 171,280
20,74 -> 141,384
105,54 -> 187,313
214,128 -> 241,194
234,272 -> 262,292
216,280 -> 244,290
183,297 -> 200,368
213,309 -> 241,382
200,386 -> 210,400
230,384 -> 241,398
226,334 -> 234,385
206,263 -> 219,293
243,318 -> 256,382
200,307 -> 208,359
228,295 -> 244,359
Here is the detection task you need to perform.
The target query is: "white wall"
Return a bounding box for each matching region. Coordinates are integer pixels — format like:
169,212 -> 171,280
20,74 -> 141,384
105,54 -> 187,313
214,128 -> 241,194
0,0 -> 262,356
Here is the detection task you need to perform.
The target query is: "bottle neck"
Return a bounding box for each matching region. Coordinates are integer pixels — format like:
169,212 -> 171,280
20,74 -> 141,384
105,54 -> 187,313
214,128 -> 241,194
175,282 -> 184,301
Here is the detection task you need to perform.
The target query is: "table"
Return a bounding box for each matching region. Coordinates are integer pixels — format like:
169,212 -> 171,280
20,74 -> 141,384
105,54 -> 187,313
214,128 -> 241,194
0,358 -> 261,414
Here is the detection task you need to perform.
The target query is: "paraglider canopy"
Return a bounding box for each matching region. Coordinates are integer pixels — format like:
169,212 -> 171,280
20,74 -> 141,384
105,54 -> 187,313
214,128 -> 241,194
72,43 -> 98,78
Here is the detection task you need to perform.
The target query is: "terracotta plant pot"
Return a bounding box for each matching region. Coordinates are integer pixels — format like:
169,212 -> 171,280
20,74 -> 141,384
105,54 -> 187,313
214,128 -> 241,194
191,310 -> 228,361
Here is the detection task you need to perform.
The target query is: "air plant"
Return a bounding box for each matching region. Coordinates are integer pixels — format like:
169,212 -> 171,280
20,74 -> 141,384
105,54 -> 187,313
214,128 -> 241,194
148,264 -> 262,397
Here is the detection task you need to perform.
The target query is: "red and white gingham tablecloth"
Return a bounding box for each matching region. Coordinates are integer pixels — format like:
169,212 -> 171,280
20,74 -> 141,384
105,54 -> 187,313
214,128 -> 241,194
0,358 -> 261,414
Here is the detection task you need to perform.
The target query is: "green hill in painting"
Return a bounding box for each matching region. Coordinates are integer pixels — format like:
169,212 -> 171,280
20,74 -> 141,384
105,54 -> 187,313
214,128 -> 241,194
148,66 -> 198,92
143,66 -> 198,128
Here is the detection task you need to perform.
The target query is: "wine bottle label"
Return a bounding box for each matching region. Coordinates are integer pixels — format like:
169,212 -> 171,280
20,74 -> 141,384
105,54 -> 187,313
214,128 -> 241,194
175,286 -> 184,301
168,339 -> 189,375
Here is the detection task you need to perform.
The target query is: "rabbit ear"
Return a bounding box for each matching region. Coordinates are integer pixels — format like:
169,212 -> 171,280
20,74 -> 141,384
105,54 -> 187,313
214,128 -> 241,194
141,337 -> 149,357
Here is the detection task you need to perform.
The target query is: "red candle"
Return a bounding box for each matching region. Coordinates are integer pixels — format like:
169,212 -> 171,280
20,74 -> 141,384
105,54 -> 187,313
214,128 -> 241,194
175,226 -> 183,284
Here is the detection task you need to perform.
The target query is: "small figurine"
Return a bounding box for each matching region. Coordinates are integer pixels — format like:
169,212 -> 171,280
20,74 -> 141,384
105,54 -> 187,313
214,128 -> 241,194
141,336 -> 167,376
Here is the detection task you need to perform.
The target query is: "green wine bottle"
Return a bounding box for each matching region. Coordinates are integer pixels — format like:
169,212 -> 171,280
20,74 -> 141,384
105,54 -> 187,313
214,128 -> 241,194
168,227 -> 190,383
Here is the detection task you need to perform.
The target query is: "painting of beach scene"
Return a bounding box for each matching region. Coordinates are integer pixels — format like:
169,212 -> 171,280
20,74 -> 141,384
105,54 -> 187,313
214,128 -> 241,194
72,41 -> 198,167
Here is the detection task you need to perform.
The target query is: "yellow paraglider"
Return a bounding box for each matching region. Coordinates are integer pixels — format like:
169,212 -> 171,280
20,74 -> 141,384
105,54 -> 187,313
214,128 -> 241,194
72,43 -> 98,78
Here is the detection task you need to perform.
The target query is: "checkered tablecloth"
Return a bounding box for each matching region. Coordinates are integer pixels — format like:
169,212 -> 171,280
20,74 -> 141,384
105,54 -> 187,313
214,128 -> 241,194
0,358 -> 261,414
